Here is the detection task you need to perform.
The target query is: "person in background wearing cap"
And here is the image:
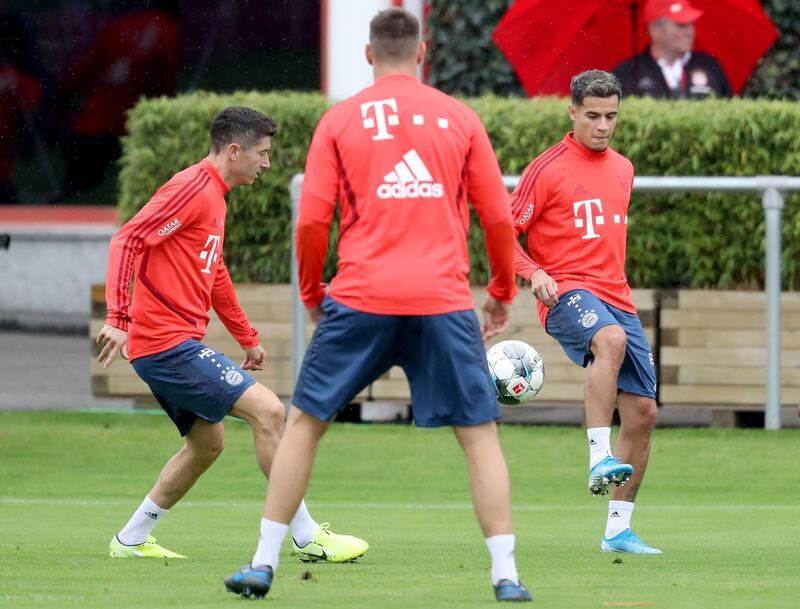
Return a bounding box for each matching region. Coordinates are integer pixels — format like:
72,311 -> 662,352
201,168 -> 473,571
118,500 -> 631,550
613,0 -> 731,99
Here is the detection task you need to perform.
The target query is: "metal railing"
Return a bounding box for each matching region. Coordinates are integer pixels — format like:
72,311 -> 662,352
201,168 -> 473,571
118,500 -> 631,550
290,174 -> 800,430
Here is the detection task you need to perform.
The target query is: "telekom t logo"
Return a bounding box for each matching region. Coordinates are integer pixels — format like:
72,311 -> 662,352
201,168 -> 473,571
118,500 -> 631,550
361,98 -> 399,140
200,234 -> 221,274
573,198 -> 604,240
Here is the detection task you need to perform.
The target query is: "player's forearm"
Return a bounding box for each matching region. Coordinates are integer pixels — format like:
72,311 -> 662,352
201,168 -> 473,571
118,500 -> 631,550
484,219 -> 517,304
211,267 -> 260,349
296,218 -> 329,308
104,230 -> 136,330
513,237 -> 543,281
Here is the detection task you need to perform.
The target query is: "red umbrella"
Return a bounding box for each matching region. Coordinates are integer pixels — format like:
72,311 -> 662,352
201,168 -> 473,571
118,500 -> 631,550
492,0 -> 778,96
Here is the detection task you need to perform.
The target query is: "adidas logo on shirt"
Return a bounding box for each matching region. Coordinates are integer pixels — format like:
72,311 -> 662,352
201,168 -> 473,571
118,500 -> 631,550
377,149 -> 443,200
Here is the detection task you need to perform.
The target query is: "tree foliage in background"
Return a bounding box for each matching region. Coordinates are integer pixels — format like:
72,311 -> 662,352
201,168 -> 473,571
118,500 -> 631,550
427,0 -> 799,100
745,0 -> 800,98
427,0 -> 524,97
121,93 -> 800,291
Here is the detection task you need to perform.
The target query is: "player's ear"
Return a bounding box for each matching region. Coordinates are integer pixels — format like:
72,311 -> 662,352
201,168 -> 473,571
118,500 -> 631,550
228,142 -> 240,161
365,44 -> 373,66
416,41 -> 426,66
568,104 -> 577,121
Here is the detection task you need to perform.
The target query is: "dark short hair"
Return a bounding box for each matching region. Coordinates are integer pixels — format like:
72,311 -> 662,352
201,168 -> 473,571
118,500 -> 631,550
210,107 -> 278,153
369,8 -> 420,62
570,70 -> 622,106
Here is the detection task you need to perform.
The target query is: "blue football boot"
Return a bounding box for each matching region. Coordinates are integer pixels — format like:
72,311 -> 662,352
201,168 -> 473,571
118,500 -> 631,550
224,563 -> 273,598
588,456 -> 633,496
601,529 -> 662,555
494,579 -> 533,602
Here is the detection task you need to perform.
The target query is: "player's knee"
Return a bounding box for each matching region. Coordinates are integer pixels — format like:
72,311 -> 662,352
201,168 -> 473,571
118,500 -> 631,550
641,398 -> 658,431
191,437 -> 224,466
594,325 -> 627,363
626,397 -> 657,434
254,393 -> 286,433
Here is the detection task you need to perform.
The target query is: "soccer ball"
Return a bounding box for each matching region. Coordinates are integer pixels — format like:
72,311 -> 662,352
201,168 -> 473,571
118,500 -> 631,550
486,340 -> 545,405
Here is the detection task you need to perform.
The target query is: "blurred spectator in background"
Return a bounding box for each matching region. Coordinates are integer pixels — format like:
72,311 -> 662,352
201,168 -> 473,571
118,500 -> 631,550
0,11 -> 44,204
53,0 -> 179,200
613,0 -> 731,99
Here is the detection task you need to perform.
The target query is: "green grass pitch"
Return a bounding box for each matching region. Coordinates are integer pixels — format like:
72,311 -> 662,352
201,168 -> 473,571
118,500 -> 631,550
1,410 -> 798,608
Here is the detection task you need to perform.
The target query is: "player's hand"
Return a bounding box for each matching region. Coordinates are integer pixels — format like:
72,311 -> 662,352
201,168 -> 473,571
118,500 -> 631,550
241,345 -> 267,370
96,324 -> 129,369
307,304 -> 323,324
530,268 -> 559,308
481,296 -> 511,341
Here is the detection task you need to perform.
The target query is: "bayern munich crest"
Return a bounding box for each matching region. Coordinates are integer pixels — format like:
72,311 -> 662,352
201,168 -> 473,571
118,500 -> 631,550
221,367 -> 244,386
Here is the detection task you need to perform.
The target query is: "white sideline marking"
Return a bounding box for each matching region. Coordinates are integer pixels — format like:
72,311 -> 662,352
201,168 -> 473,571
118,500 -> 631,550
0,497 -> 797,512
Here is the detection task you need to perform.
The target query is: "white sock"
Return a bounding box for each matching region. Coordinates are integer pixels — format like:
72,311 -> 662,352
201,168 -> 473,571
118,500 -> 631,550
252,518 -> 289,570
485,534 -> 519,585
587,427 -> 612,468
605,500 -> 634,539
117,495 -> 168,546
289,500 -> 319,547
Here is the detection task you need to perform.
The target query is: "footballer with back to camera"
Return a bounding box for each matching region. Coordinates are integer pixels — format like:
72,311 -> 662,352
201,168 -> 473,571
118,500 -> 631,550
224,7 -> 533,603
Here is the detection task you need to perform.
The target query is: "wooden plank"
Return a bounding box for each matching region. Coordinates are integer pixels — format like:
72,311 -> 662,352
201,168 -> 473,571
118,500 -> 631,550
92,374 -> 149,396
673,290 -> 800,311
662,310 -> 800,329
676,366 -> 800,386
674,329 -> 800,348
661,346 -> 800,367
660,384 -> 800,405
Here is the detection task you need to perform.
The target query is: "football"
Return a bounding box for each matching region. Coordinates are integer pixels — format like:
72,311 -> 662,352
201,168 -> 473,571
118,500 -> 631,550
486,340 -> 545,405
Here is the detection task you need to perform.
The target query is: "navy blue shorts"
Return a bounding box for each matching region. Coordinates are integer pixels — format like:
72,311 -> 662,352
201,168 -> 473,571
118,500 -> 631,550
131,339 -> 256,436
545,289 -> 657,399
293,296 -> 501,427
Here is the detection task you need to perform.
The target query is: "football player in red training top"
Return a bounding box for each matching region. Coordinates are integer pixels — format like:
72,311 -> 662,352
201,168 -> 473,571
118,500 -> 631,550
512,70 -> 661,555
97,106 -> 367,563
224,8 -> 532,603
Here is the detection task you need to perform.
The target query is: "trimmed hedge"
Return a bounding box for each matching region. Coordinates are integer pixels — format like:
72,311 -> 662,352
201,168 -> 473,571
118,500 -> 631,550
120,93 -> 800,289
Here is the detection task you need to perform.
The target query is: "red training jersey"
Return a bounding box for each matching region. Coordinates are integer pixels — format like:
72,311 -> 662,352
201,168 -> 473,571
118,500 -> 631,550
511,132 -> 636,327
296,73 -> 517,315
104,159 -> 258,360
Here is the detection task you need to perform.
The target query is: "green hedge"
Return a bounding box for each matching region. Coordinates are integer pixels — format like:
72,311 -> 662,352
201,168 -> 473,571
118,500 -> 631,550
427,0 -> 800,100
120,93 -> 800,289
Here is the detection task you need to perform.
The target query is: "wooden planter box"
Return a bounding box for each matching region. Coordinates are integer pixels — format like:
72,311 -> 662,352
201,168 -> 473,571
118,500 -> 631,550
90,284 -> 654,408
91,285 -> 799,414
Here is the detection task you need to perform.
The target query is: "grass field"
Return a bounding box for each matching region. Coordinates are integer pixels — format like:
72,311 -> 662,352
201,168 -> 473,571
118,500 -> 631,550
1,410 -> 798,609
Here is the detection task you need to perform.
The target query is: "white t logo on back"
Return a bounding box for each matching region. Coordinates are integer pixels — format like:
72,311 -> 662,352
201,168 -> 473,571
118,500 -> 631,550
200,234 -> 221,274
361,98 -> 399,141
